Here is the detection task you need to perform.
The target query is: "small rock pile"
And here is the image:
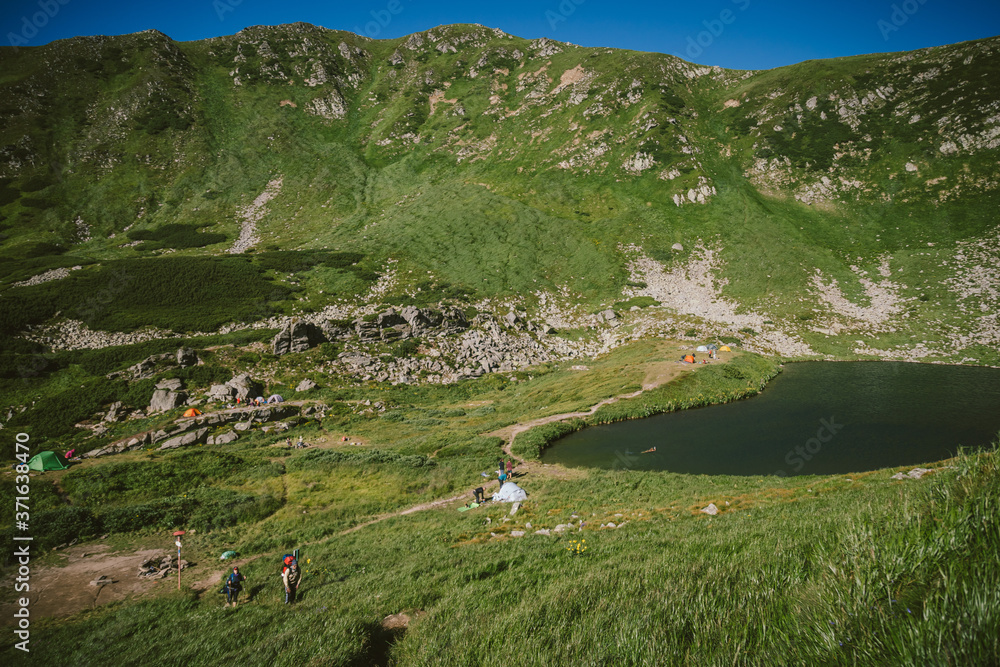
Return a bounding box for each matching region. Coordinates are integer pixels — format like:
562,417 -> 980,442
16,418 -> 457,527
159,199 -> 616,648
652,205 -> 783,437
137,554 -> 193,579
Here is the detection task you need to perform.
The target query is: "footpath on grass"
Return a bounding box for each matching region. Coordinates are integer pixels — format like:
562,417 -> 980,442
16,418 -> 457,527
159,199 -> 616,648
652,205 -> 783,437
339,357 -> 707,535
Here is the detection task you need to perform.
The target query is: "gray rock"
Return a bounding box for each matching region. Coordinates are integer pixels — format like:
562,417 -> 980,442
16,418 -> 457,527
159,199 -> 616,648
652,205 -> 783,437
208,431 -> 239,445
377,308 -> 407,328
158,428 -> 209,450
380,326 -> 404,342
296,379 -> 317,392
208,384 -> 234,401
599,309 -> 617,321
320,321 -> 353,340
104,401 -> 124,422
176,347 -> 197,367
156,378 -> 184,391
672,243 -> 684,251
503,311 -> 521,326
233,421 -> 253,432
700,503 -> 719,516
355,319 -> 381,341
400,306 -> 432,330
441,307 -> 469,330
553,523 -> 572,533
226,374 -> 263,401
273,321 -> 327,356
149,389 -> 187,413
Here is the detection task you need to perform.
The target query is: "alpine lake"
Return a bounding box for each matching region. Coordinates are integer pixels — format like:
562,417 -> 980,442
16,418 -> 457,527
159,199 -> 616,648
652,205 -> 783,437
540,361 -> 1000,476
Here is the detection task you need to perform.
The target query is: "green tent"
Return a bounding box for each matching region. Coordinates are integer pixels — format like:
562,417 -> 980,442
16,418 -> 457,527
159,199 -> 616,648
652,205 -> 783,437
27,451 -> 68,472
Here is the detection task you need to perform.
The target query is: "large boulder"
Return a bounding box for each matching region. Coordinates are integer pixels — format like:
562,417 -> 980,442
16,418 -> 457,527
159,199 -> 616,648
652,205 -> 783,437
208,431 -> 239,445
208,384 -> 234,401
156,378 -> 184,391
226,373 -> 263,401
400,306 -> 432,330
296,378 -> 317,392
440,307 -> 469,331
320,320 -> 353,340
104,401 -> 124,422
377,308 -> 407,328
354,319 -> 381,341
149,389 -> 187,413
272,322 -> 327,356
158,428 -> 209,450
176,347 -> 198,367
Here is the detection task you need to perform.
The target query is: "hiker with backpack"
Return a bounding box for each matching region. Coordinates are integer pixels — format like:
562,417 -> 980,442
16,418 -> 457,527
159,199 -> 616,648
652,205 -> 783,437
282,555 -> 301,604
223,566 -> 246,607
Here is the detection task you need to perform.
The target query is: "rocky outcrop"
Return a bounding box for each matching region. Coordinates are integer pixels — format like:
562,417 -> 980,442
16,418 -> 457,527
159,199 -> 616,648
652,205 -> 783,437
208,431 -> 239,445
103,401 -> 124,422
107,347 -> 198,381
83,431 -> 152,458
272,321 -> 327,355
224,373 -> 263,401
176,347 -> 198,367
158,427 -> 209,450
149,378 -> 187,413
296,378 -> 317,392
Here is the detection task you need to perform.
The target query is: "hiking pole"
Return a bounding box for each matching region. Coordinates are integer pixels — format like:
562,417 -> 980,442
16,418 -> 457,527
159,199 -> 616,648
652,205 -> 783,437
173,531 -> 186,590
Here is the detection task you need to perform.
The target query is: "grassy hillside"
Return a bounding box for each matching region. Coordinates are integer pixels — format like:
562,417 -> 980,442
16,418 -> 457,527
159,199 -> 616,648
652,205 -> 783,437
1,342 -> 997,665
0,25 -> 998,665
0,26 -> 997,364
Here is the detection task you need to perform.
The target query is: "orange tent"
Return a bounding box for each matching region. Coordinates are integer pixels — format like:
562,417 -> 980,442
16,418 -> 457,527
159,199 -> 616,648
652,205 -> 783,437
683,355 -> 695,363
183,408 -> 202,417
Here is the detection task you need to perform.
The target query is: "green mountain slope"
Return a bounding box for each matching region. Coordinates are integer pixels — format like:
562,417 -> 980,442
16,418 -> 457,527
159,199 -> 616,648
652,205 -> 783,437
0,24 -> 998,361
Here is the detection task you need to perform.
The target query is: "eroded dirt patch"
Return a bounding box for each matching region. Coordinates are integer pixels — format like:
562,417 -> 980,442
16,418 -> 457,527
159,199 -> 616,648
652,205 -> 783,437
0,544 -> 166,624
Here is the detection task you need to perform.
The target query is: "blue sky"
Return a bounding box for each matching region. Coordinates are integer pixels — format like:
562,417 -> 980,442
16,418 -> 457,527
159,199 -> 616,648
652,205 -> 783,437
2,0 -> 999,70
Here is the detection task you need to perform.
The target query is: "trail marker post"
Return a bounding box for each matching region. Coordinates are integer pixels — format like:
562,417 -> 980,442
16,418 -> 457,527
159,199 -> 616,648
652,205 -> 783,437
173,531 -> 186,590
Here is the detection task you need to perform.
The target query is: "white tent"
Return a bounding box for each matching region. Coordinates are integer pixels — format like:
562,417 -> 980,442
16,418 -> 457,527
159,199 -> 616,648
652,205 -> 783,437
696,345 -> 709,352
492,482 -> 528,503
267,394 -> 284,403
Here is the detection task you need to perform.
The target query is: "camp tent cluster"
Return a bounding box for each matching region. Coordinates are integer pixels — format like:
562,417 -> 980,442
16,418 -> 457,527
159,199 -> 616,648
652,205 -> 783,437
683,343 -> 732,363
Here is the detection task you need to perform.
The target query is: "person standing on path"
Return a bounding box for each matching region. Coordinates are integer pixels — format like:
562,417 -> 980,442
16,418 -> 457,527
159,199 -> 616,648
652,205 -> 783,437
224,566 -> 246,607
506,459 -> 513,479
282,556 -> 301,604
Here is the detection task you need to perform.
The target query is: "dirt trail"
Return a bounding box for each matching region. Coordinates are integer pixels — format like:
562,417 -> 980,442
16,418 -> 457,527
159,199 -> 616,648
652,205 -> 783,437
488,360 -> 694,475
0,544 -> 167,625
11,354 -> 711,621
344,359 -> 702,529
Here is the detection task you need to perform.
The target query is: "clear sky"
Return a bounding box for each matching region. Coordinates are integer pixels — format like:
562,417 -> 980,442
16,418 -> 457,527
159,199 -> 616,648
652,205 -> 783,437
2,0 -> 999,70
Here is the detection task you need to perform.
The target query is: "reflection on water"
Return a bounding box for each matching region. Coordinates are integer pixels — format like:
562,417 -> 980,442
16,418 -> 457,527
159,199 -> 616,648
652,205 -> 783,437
540,362 -> 1000,476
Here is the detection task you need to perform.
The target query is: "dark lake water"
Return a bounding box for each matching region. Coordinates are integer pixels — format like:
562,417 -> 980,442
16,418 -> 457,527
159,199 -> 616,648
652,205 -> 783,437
540,362 -> 1000,476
